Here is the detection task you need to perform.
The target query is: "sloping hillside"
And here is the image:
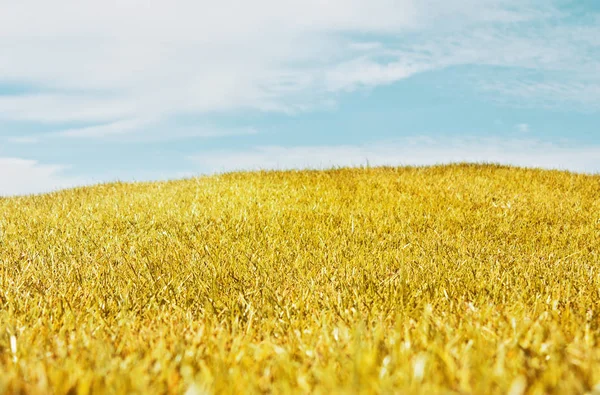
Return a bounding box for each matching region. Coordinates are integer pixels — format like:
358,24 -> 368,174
1,164 -> 599,394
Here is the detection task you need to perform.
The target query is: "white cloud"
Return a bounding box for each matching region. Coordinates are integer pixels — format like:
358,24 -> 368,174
188,137 -> 600,175
0,157 -> 87,196
516,123 -> 530,133
1,0 -> 596,140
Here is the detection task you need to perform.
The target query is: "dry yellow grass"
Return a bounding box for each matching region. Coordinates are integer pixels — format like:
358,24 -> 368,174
1,164 -> 600,394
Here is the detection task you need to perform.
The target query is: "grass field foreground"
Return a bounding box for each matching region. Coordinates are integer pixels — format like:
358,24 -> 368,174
1,164 -> 600,394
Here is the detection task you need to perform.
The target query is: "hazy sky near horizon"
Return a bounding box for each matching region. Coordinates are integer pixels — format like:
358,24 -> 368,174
1,0 -> 599,195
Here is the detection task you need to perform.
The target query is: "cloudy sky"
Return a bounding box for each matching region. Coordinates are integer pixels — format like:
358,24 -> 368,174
1,0 -> 599,195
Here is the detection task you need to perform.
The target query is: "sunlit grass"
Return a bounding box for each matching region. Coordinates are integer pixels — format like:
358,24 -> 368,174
1,164 -> 599,394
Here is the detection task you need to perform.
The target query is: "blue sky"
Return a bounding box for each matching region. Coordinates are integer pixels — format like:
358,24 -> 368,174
1,0 -> 599,195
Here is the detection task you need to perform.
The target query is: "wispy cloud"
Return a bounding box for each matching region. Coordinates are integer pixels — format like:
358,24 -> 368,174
516,123 -> 530,133
13,122 -> 259,143
188,137 -> 600,175
324,58 -> 430,92
54,118 -> 153,138
6,136 -> 40,144
480,78 -> 600,111
0,94 -> 140,123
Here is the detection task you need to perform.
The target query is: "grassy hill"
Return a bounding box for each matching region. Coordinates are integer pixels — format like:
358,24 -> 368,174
1,164 -> 599,394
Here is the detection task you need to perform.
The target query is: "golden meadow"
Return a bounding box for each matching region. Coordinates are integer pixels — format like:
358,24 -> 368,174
1,164 -> 599,394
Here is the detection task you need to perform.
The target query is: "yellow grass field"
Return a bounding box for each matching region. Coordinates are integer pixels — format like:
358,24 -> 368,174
1,164 -> 599,394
